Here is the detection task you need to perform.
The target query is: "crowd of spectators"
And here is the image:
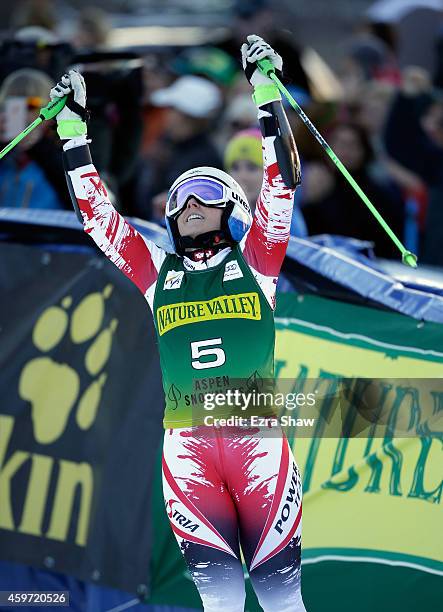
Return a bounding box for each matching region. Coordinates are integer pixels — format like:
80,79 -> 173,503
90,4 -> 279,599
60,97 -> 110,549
1,0 -> 443,265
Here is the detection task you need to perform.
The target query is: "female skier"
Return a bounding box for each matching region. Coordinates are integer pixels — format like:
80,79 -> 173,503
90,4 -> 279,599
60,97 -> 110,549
52,35 -> 305,612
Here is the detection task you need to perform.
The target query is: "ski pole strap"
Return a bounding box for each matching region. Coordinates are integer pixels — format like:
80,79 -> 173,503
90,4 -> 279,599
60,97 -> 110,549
65,92 -> 90,123
257,59 -> 418,268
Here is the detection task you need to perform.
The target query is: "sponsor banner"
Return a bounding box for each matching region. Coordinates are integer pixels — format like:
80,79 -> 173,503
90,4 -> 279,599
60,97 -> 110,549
275,294 -> 443,586
0,243 -> 165,594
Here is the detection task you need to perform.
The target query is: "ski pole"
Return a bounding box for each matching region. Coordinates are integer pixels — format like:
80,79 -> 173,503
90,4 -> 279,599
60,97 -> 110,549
258,58 -> 418,268
0,95 -> 68,161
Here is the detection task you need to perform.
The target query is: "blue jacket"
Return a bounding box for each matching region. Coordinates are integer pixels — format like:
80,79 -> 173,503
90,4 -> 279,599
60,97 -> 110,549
0,157 -> 64,209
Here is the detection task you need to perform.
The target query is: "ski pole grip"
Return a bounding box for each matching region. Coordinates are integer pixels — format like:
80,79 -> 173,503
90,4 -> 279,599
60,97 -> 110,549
39,96 -> 68,121
257,58 -> 276,78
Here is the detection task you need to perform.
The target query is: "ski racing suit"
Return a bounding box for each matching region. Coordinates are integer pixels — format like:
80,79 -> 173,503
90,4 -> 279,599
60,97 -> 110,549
63,96 -> 305,611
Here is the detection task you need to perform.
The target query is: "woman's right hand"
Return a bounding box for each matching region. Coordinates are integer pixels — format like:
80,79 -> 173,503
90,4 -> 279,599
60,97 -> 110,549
50,70 -> 88,140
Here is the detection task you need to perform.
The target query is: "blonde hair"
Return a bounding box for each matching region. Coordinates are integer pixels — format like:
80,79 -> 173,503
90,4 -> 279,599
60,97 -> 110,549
0,68 -> 54,105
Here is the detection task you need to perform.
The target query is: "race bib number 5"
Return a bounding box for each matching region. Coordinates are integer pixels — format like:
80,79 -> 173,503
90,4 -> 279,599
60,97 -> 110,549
191,338 -> 226,370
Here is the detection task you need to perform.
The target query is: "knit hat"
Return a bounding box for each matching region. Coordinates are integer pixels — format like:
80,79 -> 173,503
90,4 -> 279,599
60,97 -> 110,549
224,128 -> 262,171
173,47 -> 238,87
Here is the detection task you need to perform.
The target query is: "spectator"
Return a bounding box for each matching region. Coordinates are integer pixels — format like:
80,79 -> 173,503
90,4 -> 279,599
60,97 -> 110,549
0,27 -> 73,84
135,75 -> 223,222
348,80 -> 410,188
384,67 -> 443,265
215,93 -> 258,152
289,99 -> 338,164
339,33 -> 401,108
224,127 -> 307,236
71,7 -> 111,50
9,0 -> 57,32
220,0 -> 311,94
0,68 -> 70,210
224,128 -> 263,213
352,80 -> 395,150
352,78 -> 427,253
172,46 -> 239,93
171,47 -> 241,154
139,53 -> 175,159
302,122 -> 404,258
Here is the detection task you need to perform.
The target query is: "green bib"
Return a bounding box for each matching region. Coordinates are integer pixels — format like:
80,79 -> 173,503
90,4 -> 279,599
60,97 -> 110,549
153,246 -> 275,428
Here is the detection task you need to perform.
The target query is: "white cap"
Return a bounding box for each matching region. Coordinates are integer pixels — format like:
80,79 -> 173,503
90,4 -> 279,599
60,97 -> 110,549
224,94 -> 258,124
150,75 -> 221,118
367,0 -> 443,23
14,27 -> 59,44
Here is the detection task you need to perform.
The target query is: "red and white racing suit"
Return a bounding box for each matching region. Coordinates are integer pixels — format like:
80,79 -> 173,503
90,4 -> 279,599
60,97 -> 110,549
64,101 -> 305,611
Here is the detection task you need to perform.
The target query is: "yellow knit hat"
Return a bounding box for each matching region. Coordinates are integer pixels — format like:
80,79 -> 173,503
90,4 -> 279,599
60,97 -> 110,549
224,128 -> 262,171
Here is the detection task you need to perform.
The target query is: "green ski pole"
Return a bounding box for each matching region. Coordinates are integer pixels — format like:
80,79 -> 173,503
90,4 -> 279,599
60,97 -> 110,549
0,95 -> 68,161
258,58 -> 417,268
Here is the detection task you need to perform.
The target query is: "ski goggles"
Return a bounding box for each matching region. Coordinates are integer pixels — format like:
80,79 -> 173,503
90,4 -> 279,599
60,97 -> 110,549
166,178 -> 230,218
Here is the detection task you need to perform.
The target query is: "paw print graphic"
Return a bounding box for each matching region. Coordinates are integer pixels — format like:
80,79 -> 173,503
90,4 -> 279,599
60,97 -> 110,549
18,285 -> 118,445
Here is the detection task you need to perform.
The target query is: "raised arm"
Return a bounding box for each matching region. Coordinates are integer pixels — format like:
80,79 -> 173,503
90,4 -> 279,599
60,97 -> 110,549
239,36 -> 301,305
51,71 -> 166,308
